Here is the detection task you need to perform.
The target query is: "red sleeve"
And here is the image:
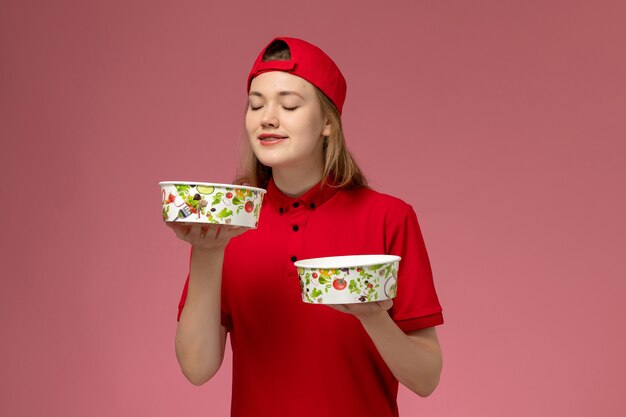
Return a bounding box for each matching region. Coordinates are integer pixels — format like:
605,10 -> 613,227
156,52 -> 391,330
176,275 -> 188,322
386,202 -> 443,332
176,251 -> 233,331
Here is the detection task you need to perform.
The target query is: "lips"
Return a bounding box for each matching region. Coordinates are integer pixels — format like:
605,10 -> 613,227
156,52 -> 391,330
259,133 -> 288,141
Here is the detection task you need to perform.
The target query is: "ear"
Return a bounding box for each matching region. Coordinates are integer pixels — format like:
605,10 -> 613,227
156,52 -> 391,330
321,118 -> 331,137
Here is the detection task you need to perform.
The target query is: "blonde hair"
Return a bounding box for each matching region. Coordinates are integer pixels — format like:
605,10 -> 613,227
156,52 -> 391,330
235,40 -> 367,190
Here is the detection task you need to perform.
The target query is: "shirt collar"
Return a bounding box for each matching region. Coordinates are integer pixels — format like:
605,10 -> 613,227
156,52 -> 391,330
265,176 -> 339,215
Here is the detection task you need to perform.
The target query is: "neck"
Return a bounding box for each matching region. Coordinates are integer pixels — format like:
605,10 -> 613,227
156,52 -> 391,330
272,164 -> 324,197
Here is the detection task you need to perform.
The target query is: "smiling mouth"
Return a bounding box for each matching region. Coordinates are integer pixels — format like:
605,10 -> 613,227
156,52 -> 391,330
259,136 -> 288,141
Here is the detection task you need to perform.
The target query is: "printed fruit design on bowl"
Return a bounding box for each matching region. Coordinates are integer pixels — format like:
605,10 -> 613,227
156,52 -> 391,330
159,182 -> 265,228
295,255 -> 400,304
332,278 -> 347,290
196,185 -> 215,195
383,276 -> 397,298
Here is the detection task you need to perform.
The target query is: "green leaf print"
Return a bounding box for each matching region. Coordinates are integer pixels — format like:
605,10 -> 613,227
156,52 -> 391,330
174,185 -> 190,193
212,192 -> 224,205
361,272 -> 373,282
311,288 -> 322,298
187,198 -> 199,210
216,208 -> 233,219
349,280 -> 360,294
389,282 -> 397,297
384,265 -> 392,278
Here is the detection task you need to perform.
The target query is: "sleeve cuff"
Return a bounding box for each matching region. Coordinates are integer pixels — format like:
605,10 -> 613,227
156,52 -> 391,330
394,312 -> 444,332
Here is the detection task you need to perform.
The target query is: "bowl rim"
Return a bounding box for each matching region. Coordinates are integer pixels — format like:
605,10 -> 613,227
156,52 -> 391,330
159,181 -> 266,193
294,254 -> 401,269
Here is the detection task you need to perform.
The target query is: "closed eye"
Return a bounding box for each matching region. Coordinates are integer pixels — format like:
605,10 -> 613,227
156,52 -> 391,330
248,105 -> 299,112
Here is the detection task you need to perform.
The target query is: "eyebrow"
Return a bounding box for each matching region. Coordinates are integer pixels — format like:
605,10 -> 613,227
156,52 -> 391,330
248,90 -> 305,99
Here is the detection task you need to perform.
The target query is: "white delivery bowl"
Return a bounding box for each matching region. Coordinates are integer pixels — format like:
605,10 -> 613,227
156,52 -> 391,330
294,255 -> 401,304
160,181 -> 266,228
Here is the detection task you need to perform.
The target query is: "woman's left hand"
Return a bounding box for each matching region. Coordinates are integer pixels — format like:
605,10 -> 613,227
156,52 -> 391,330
326,299 -> 393,321
327,299 -> 442,397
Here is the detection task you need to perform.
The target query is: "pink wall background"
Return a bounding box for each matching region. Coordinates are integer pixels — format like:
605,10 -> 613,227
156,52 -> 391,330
1,0 -> 625,415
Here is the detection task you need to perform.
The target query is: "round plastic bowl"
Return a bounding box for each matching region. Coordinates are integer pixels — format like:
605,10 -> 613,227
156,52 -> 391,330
294,255 -> 401,304
160,181 -> 266,228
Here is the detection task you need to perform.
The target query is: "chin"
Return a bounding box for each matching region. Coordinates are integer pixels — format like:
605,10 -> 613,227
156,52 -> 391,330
254,154 -> 285,169
252,149 -> 289,168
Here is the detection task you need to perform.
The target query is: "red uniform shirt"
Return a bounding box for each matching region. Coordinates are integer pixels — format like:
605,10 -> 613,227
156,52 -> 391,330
178,178 -> 443,417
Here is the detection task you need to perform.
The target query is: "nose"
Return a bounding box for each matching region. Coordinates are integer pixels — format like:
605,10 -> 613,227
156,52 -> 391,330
260,104 -> 279,128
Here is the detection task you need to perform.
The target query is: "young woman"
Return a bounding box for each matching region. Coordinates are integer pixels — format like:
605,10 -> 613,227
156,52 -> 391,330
168,37 -> 444,417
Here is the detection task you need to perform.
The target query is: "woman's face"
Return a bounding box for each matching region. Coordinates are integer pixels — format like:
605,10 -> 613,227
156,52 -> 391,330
245,71 -> 331,170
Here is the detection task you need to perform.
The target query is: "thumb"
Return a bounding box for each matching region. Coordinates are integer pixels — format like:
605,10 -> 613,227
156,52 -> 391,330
378,299 -> 393,311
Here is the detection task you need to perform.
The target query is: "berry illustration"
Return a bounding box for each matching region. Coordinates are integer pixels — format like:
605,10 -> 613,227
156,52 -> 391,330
332,278 -> 347,291
312,273 -> 318,279
226,192 -> 233,199
245,201 -> 254,213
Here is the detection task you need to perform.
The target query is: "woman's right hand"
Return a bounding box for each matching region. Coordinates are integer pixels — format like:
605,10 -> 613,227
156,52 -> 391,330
169,222 -> 241,384
166,222 -> 248,253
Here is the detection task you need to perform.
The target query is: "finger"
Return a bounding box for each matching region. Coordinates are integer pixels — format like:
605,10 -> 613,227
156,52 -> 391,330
326,304 -> 349,314
228,226 -> 250,239
171,223 -> 191,240
223,226 -> 244,239
199,224 -> 218,239
379,299 -> 393,311
167,221 -> 184,231
188,224 -> 203,240
234,226 -> 249,236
